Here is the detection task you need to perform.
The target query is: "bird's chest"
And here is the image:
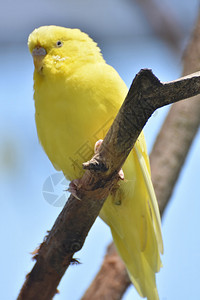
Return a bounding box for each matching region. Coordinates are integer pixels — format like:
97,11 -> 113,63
34,83 -> 116,180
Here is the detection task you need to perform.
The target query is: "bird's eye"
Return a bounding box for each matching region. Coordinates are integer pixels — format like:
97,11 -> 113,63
56,40 -> 63,48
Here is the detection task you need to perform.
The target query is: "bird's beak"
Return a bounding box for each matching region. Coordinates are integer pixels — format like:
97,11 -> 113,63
32,46 -> 47,72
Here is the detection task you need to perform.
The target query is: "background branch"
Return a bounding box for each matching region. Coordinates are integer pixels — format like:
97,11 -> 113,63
82,11 -> 200,300
133,0 -> 184,52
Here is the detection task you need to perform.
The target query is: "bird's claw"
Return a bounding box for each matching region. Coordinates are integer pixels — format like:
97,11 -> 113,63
94,139 -> 124,180
68,180 -> 81,200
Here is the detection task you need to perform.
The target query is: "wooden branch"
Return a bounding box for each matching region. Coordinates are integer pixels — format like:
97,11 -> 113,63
18,69 -> 200,300
82,12 -> 200,300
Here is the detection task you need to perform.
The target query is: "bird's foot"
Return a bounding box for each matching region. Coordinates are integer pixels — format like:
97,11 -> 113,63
94,139 -> 103,153
94,139 -> 124,180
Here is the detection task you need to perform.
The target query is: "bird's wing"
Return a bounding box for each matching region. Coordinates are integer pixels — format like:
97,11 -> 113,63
98,131 -> 164,300
135,134 -> 164,254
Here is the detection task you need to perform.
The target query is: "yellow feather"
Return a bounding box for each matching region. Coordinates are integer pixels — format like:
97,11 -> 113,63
28,25 -> 163,300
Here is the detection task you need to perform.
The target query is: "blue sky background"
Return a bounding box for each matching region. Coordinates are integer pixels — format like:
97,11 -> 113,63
0,1 -> 200,299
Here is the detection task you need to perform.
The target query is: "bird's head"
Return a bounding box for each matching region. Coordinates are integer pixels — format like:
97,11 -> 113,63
28,25 -> 104,75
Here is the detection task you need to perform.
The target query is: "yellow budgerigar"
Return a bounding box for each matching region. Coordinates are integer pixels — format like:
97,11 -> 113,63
28,25 -> 163,300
